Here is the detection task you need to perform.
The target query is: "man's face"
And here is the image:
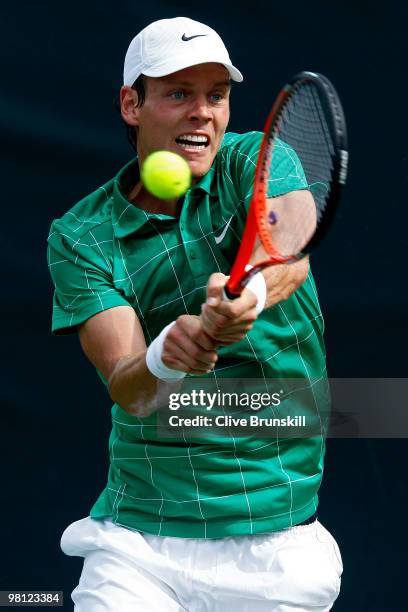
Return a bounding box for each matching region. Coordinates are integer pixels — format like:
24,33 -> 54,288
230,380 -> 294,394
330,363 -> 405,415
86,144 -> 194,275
132,63 -> 231,179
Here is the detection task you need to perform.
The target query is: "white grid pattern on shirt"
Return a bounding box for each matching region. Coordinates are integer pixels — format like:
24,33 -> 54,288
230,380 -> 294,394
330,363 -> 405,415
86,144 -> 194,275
48,132 -> 327,536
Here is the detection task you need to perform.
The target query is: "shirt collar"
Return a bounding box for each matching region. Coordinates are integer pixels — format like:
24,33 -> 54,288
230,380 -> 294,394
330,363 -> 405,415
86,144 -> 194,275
193,166 -> 216,195
112,159 -> 150,238
112,158 -> 216,239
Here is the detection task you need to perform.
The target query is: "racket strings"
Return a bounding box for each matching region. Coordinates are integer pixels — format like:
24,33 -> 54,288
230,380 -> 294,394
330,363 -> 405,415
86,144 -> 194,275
266,81 -> 337,255
281,84 -> 335,186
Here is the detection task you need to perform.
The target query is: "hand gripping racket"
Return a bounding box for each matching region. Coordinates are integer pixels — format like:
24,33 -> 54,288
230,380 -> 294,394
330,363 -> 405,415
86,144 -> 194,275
225,71 -> 348,299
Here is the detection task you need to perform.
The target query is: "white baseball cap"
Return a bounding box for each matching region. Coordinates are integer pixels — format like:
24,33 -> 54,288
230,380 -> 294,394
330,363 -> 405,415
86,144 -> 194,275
123,17 -> 243,86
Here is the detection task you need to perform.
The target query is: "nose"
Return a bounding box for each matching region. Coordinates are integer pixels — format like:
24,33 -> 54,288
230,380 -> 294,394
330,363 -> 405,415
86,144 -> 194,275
187,94 -> 213,122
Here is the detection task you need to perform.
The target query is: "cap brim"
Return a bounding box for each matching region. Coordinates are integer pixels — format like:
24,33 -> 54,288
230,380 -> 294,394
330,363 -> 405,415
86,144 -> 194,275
142,56 -> 243,82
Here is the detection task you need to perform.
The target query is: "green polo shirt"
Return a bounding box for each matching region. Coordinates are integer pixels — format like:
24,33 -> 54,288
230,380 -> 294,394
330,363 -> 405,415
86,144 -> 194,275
47,131 -> 329,538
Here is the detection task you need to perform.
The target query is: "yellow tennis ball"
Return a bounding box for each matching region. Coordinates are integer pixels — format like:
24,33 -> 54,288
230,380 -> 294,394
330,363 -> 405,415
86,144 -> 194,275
141,151 -> 192,200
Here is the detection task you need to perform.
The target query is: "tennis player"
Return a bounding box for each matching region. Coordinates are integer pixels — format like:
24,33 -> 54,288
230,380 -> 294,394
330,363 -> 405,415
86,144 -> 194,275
47,17 -> 343,611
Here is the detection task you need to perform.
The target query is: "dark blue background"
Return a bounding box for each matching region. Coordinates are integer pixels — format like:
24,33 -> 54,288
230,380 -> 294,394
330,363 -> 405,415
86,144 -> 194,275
1,1 -> 407,609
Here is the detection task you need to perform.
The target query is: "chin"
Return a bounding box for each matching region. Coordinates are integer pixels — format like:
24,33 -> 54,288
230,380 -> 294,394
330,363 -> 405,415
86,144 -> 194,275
189,159 -> 213,180
192,170 -> 207,180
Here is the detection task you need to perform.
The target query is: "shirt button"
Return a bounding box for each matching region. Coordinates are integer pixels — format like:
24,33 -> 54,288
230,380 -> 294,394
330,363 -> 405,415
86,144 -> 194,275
190,250 -> 197,260
180,222 -> 185,230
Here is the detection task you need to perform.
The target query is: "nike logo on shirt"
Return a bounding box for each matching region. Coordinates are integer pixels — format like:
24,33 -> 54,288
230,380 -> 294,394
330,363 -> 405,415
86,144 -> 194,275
181,33 -> 208,41
214,217 -> 233,244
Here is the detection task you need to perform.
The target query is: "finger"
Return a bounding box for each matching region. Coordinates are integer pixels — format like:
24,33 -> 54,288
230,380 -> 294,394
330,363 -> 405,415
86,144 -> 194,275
206,272 -> 229,307
195,331 -> 219,351
206,334 -> 247,346
226,288 -> 258,317
163,347 -> 217,373
161,356 -> 214,375
212,320 -> 255,335
201,303 -> 257,333
200,304 -> 230,337
209,328 -> 252,342
206,290 -> 258,320
163,334 -> 218,368
174,315 -> 218,351
218,307 -> 258,327
204,316 -> 256,342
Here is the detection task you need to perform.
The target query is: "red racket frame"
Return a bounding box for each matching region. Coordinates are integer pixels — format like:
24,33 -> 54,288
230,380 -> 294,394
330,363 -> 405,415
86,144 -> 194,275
224,72 -> 348,299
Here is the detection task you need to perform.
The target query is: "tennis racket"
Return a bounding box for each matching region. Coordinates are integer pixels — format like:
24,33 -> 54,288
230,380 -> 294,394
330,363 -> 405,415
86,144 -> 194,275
225,70 -> 348,299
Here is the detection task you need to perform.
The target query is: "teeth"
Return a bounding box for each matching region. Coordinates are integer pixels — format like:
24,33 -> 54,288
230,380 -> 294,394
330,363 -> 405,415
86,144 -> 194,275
178,134 -> 208,143
178,143 -> 206,151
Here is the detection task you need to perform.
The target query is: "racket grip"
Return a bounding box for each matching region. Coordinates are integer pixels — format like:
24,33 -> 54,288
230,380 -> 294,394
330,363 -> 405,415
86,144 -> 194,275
223,267 -> 267,314
222,287 -> 236,301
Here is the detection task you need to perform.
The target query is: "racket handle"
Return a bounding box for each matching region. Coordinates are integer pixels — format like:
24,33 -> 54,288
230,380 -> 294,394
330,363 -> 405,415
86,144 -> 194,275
222,287 -> 236,301
223,267 -> 267,314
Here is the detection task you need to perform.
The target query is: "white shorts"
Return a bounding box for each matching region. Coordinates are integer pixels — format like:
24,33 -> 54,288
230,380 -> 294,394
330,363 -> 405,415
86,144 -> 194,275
61,516 -> 343,611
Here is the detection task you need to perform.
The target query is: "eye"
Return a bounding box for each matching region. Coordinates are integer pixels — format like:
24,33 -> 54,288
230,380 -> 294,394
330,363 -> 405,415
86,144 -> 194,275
169,91 -> 186,100
210,92 -> 227,103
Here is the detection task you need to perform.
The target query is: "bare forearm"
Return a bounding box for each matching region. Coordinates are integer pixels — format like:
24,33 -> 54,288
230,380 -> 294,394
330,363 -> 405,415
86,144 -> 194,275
108,315 -> 217,415
108,351 -> 160,417
259,255 -> 309,308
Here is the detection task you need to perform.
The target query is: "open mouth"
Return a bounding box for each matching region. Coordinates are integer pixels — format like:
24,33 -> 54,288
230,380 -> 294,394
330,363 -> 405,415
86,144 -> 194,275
175,134 -> 210,151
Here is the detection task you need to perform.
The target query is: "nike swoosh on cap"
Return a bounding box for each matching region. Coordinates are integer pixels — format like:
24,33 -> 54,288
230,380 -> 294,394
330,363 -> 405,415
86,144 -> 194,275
214,216 -> 233,245
181,33 -> 208,41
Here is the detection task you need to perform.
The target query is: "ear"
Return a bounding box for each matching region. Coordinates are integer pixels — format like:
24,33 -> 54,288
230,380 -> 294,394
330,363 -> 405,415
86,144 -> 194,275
120,86 -> 140,127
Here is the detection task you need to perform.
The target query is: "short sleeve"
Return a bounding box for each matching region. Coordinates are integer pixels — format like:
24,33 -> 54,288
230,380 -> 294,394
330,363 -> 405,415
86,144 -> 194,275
47,221 -> 130,335
226,132 -> 309,209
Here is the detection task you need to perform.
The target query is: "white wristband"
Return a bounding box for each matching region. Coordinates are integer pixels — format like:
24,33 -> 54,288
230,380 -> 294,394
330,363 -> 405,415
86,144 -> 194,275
244,265 -> 267,314
145,322 -> 186,382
